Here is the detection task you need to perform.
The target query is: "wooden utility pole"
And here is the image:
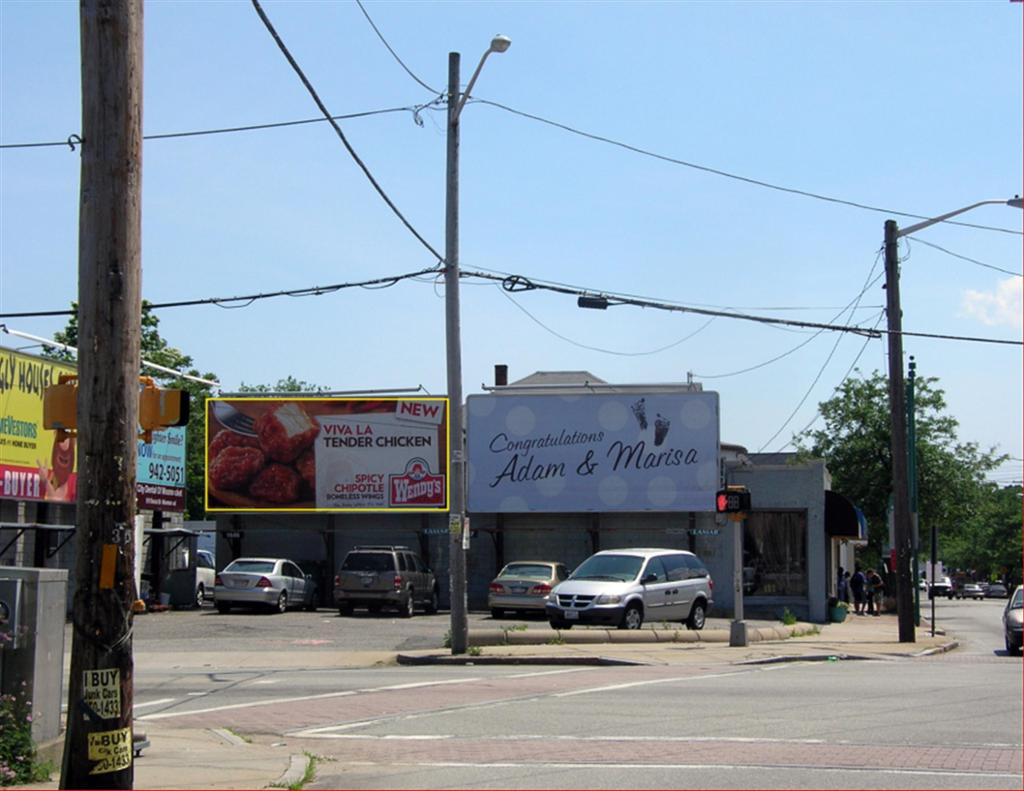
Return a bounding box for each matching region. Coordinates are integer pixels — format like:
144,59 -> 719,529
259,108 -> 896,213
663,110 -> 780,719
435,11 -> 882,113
60,1 -> 143,787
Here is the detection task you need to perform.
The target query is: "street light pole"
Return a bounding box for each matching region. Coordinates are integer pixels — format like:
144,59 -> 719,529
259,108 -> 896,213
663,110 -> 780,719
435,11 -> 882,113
883,197 -> 1022,644
445,37 -> 510,656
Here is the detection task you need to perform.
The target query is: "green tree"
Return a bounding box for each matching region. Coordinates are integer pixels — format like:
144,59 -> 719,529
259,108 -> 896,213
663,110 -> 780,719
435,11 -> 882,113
794,370 -> 1008,574
45,302 -> 218,519
237,376 -> 326,393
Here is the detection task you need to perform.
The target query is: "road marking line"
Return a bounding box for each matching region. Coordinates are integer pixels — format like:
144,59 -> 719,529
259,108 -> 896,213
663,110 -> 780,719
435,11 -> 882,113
337,760 -> 1021,780
138,677 -> 481,721
133,698 -> 176,709
505,668 -> 595,679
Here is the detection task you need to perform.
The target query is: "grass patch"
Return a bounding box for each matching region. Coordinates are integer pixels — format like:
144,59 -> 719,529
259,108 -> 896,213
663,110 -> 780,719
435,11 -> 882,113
546,634 -> 566,645
780,608 -> 797,626
468,646 -> 483,657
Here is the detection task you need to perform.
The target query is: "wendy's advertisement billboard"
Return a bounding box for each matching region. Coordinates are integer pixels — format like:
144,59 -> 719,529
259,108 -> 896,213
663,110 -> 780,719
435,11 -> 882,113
466,392 -> 720,513
205,397 -> 448,512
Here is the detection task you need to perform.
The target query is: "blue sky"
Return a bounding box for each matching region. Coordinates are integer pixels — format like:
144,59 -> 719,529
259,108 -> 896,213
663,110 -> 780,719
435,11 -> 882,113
1,0 -> 1021,485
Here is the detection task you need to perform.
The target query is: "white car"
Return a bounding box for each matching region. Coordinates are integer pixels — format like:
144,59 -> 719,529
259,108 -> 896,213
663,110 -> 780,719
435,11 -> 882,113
195,549 -> 216,607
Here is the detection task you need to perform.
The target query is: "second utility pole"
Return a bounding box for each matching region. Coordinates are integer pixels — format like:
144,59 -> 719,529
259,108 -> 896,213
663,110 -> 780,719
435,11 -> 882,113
883,219 -> 915,643
444,51 -> 468,655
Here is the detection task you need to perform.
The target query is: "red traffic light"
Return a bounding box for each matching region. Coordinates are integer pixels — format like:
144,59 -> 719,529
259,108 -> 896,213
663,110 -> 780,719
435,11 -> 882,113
716,488 -> 750,513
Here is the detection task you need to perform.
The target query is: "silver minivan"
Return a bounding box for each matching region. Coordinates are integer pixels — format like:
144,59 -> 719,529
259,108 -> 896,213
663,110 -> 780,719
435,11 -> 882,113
545,548 -> 713,631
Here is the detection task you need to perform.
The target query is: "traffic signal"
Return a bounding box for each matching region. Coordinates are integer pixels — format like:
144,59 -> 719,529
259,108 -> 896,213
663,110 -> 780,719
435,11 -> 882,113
43,374 -> 79,432
716,487 -> 751,514
139,378 -> 189,441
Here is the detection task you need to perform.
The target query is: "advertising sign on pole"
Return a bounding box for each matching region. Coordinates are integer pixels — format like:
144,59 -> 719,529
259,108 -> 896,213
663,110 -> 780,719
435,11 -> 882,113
0,349 -> 79,503
467,392 -> 719,513
205,398 -> 448,512
136,427 -> 186,512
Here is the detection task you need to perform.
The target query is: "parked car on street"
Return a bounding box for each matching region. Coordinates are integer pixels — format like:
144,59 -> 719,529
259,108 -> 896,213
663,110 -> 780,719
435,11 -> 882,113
215,557 -> 317,613
545,548 -> 713,631
927,577 -> 953,599
333,545 -> 439,617
195,549 -> 216,607
954,582 -> 986,600
1003,586 -> 1022,655
489,561 -> 570,618
986,582 -> 1009,599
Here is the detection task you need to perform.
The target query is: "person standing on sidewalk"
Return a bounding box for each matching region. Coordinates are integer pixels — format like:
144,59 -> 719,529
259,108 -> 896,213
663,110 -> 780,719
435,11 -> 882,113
850,565 -> 867,614
867,568 -> 885,616
837,566 -> 849,604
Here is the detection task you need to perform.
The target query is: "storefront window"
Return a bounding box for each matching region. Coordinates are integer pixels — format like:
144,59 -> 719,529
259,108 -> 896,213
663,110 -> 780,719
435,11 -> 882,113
743,511 -> 807,596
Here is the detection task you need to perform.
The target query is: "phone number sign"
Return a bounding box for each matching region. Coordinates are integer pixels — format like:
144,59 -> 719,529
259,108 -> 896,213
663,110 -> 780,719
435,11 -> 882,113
137,428 -> 185,488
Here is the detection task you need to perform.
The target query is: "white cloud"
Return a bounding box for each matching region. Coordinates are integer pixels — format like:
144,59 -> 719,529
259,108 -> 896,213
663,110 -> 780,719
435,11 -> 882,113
961,277 -> 1023,329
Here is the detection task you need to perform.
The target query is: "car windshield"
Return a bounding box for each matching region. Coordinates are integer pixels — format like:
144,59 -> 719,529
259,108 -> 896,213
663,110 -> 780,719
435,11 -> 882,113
500,563 -> 552,579
225,560 -> 275,574
1011,589 -> 1022,608
570,554 -> 643,582
342,553 -> 394,572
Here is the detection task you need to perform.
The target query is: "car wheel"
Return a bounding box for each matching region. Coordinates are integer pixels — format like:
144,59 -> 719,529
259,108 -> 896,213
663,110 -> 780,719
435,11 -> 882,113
337,604 -> 353,616
195,584 -> 205,608
275,591 -> 288,614
686,600 -> 707,631
548,619 -> 573,630
425,589 -> 439,615
216,602 -> 231,614
399,591 -> 415,618
619,603 -> 643,630
491,608 -> 504,620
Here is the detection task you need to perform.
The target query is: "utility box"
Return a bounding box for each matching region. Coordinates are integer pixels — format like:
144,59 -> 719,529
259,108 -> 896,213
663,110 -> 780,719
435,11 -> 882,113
0,567 -> 68,744
0,578 -> 23,649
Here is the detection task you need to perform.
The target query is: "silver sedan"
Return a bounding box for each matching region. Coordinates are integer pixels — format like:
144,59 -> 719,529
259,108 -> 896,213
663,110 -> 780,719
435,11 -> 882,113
488,561 -> 569,619
215,557 -> 317,614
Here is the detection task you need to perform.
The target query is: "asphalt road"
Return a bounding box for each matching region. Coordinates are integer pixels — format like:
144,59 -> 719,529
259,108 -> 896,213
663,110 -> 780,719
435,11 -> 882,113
125,596 -> 1021,790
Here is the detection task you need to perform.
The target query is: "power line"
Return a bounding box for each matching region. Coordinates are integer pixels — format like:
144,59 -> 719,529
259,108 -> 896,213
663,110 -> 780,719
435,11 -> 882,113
462,268 -> 1022,346
905,236 -> 1022,278
3,261 -> 1019,347
472,98 -> 1023,238
0,107 -> 440,150
249,0 -> 444,263
498,286 -> 717,356
354,0 -> 440,95
0,267 -> 442,318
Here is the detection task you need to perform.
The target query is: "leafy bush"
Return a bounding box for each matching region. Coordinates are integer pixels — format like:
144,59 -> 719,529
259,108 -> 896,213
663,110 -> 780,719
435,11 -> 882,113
0,684 -> 49,786
780,607 -> 797,626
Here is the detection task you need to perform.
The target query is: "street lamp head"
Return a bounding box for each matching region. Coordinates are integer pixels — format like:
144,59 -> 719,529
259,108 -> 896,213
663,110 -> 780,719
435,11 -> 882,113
490,34 -> 512,53
1008,196 -> 1023,209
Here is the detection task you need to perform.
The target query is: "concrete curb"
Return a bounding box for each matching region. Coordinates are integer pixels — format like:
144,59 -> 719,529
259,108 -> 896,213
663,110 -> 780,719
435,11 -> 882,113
396,653 -> 643,666
913,639 -> 960,657
468,622 -> 818,648
273,753 -> 309,789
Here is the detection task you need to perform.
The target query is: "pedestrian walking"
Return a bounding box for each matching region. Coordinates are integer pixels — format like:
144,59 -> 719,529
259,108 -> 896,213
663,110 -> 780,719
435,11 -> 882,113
850,565 -> 866,615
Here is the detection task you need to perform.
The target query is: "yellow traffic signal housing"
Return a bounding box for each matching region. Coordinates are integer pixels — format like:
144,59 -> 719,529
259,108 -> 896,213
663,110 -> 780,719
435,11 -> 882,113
139,379 -> 189,441
43,374 -> 79,433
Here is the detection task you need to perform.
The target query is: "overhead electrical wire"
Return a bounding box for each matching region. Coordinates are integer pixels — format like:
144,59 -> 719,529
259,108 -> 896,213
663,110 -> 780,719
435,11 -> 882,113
498,286 -> 717,356
905,236 -> 1022,278
0,267 -> 442,318
249,0 -> 444,263
354,0 -> 440,95
3,263 -> 1019,347
471,98 -> 1022,238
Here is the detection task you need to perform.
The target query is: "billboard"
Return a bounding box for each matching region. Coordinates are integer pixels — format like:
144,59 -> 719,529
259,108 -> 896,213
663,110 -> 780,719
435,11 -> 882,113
1,349 -> 79,503
205,397 -> 448,512
467,392 -> 720,513
0,348 -> 187,511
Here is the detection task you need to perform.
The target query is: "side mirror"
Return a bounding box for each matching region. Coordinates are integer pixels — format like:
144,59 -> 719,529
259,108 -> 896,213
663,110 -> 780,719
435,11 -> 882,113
641,573 -> 658,585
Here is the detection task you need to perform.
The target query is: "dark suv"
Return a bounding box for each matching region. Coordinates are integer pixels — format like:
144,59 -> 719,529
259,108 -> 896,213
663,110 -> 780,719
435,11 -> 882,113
333,545 -> 439,617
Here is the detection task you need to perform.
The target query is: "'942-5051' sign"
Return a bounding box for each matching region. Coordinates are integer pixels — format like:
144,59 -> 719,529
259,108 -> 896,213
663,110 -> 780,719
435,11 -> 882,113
466,392 -> 719,513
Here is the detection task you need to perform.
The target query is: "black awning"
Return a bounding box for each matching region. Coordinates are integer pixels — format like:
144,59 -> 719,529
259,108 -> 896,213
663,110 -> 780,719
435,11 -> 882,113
825,491 -> 867,540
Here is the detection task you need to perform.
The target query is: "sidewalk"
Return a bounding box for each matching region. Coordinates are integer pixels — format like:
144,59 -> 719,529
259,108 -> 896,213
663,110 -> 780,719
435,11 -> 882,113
18,612 -> 955,790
